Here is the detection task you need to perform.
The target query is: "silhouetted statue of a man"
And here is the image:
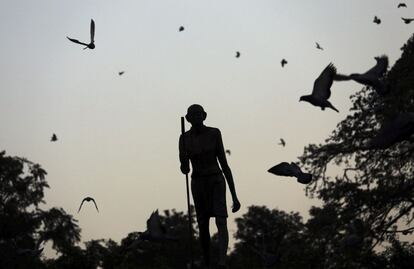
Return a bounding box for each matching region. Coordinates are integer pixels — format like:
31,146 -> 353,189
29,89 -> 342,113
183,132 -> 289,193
179,104 -> 241,269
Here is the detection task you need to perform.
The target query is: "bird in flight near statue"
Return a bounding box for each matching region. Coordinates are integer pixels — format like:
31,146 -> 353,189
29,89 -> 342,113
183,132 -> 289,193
67,19 -> 95,50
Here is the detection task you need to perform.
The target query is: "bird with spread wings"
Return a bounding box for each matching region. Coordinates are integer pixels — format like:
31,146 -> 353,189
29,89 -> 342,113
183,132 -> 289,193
78,197 -> 99,213
67,19 -> 95,49
299,63 -> 341,112
348,55 -> 389,95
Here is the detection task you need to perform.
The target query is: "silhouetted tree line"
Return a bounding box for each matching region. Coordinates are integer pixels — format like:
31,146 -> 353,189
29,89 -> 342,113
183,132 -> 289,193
1,35 -> 414,268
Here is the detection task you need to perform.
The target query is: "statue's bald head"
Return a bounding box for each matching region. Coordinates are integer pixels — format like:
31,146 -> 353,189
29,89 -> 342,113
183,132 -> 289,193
185,104 -> 207,126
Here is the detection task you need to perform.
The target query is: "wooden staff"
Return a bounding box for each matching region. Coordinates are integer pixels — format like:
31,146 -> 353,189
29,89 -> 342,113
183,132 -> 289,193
181,116 -> 194,268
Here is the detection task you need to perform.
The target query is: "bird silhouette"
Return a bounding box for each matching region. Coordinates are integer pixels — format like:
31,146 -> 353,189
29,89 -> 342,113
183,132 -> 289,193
402,17 -> 414,24
179,26 -> 185,32
78,197 -> 99,213
316,42 -> 324,50
118,71 -> 125,76
373,16 -> 381,24
268,162 -> 312,184
136,210 -> 178,243
348,55 -> 389,95
278,138 -> 286,147
299,63 -> 340,112
281,59 -> 288,67
225,149 -> 231,156
369,112 -> 414,149
67,19 -> 95,49
398,3 -> 407,8
50,133 -> 58,142
235,51 -> 241,58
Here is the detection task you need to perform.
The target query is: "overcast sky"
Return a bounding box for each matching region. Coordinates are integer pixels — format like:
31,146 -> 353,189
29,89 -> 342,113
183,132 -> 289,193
0,0 -> 412,255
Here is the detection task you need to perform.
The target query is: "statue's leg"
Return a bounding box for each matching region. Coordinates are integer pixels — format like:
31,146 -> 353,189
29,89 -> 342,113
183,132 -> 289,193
215,216 -> 228,267
198,216 -> 211,267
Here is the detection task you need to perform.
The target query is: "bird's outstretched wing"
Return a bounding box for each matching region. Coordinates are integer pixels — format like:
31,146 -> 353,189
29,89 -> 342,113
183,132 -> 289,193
333,73 -> 351,81
78,199 -> 86,213
147,210 -> 164,237
312,63 -> 336,100
67,37 -> 88,46
90,19 -> 95,43
268,162 -> 294,177
363,55 -> 388,78
91,198 -> 99,212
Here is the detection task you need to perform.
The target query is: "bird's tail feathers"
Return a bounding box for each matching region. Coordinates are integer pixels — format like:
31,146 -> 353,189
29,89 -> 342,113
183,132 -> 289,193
328,103 -> 339,113
297,173 -> 313,184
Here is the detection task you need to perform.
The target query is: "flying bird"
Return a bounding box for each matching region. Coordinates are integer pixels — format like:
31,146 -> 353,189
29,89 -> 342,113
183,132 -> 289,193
235,51 -> 241,58
398,3 -> 407,8
137,210 -> 178,243
373,16 -> 381,24
278,138 -> 286,147
179,26 -> 185,32
402,17 -> 414,24
78,197 -> 99,213
118,71 -> 125,76
299,63 -> 341,112
268,162 -> 312,184
348,55 -> 389,95
67,19 -> 95,49
369,112 -> 414,149
50,133 -> 58,142
225,149 -> 231,156
281,59 -> 288,67
316,42 -> 324,50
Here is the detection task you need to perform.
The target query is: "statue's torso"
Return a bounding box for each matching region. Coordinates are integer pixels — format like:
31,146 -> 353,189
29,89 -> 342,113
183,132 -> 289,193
182,126 -> 222,177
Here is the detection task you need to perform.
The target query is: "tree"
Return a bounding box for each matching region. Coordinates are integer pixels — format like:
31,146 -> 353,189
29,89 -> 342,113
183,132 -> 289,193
0,151 -> 81,269
298,33 -> 414,266
229,205 -> 306,269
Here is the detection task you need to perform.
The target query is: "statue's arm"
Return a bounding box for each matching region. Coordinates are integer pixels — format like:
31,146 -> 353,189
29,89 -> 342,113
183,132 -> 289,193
179,134 -> 190,174
216,130 -> 239,202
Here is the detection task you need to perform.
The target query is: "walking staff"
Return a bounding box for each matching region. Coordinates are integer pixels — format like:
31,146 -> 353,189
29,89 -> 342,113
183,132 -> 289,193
181,116 -> 194,268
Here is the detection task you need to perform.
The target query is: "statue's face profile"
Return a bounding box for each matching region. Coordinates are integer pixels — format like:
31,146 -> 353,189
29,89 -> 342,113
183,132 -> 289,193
186,104 -> 207,126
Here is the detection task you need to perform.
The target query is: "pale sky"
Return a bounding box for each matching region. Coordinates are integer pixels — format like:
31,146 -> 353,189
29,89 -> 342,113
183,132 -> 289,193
0,0 -> 412,254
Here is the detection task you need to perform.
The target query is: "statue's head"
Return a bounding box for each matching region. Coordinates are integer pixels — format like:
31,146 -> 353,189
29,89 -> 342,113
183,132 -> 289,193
185,104 -> 207,126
